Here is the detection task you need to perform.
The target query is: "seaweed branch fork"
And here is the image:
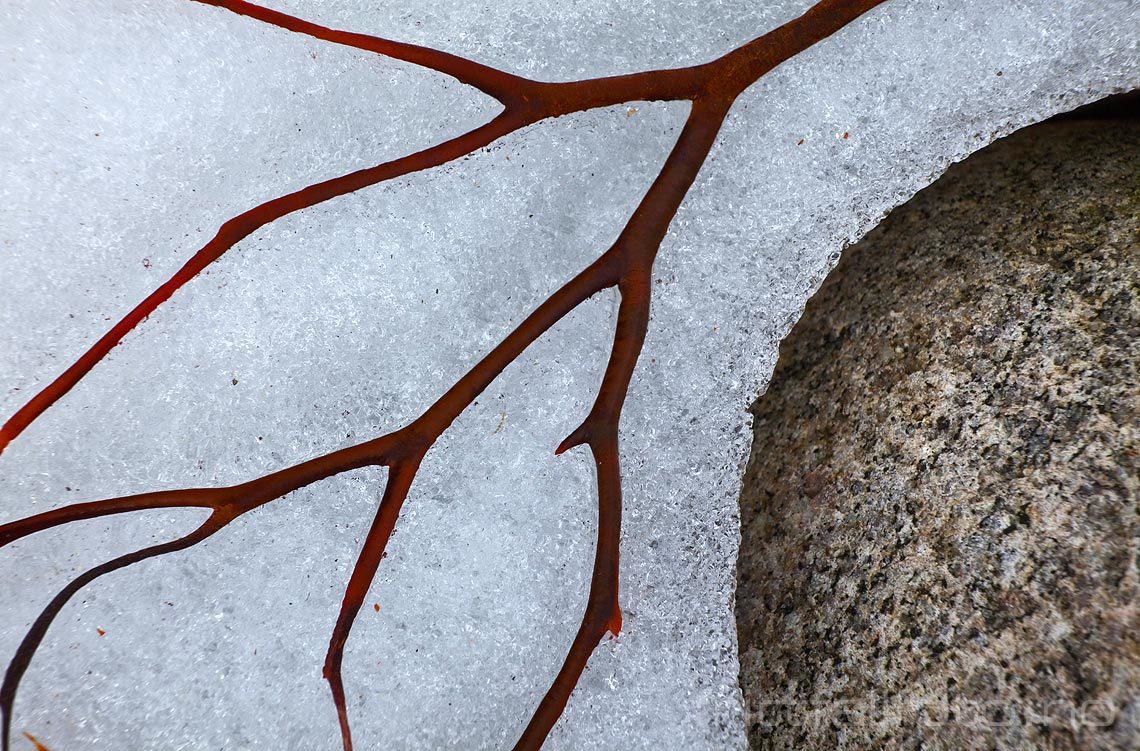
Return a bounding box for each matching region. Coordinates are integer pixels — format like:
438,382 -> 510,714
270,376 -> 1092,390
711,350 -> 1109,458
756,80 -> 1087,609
0,1 -> 889,748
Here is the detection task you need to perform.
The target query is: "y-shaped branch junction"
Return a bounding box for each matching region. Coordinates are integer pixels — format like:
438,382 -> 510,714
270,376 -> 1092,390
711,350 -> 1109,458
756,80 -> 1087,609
0,1 -> 889,748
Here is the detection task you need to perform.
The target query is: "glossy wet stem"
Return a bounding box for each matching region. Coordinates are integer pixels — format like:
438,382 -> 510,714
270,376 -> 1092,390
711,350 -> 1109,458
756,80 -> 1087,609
0,1 -> 889,748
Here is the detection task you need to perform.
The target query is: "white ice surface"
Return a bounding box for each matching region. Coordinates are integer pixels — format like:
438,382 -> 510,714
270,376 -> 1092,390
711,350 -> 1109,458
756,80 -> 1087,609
1,0 -> 1136,749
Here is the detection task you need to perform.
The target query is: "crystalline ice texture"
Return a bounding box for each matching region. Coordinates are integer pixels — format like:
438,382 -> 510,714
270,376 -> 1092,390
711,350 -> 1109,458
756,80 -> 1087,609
1,0 -> 1136,749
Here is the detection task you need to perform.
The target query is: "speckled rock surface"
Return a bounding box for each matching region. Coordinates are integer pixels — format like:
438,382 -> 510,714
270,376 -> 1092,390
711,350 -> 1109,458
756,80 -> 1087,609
736,118 -> 1139,751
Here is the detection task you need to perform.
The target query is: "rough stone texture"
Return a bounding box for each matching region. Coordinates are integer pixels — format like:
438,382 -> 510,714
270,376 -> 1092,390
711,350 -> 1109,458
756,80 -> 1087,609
736,118 -> 1139,751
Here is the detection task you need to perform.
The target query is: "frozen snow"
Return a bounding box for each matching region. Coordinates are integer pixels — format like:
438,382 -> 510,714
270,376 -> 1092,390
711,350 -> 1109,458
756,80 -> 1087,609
1,0 -> 1136,748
